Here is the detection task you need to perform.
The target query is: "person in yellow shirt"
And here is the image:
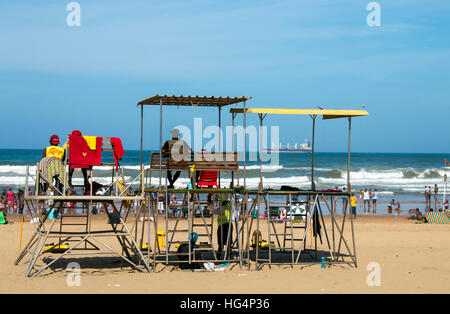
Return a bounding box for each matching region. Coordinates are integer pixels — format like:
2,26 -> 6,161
43,135 -> 66,161
350,193 -> 357,218
217,195 -> 233,259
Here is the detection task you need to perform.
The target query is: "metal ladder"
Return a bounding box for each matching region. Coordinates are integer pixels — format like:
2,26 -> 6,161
190,193 -> 218,260
283,196 -> 309,261
267,203 -> 295,265
165,191 -> 192,264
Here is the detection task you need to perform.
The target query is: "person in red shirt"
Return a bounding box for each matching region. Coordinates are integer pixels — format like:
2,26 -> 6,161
7,188 -> 15,215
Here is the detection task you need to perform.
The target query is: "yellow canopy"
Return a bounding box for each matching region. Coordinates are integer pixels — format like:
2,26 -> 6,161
229,108 -> 369,119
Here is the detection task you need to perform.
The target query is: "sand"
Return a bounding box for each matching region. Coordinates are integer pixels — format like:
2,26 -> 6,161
0,214 -> 449,294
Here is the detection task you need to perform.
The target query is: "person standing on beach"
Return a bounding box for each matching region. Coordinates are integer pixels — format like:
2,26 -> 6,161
7,188 -> 14,215
363,188 -> 370,214
17,189 -> 25,215
350,193 -> 357,218
427,186 -> 431,209
372,189 -> 378,213
0,195 -> 5,216
433,184 -> 439,209
359,188 -> 364,213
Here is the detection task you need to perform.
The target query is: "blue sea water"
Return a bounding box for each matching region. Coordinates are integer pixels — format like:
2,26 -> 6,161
0,149 -> 448,211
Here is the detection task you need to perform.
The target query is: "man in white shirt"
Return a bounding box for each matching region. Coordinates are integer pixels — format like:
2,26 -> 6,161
363,188 -> 370,214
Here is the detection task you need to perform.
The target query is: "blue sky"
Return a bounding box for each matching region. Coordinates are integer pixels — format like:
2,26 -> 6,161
0,0 -> 449,153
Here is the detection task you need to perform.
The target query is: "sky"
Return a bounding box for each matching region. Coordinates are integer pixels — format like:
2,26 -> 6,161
0,0 -> 449,153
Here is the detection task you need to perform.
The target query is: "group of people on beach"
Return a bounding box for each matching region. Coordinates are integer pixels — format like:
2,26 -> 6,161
347,188 -> 402,217
424,185 -> 440,211
340,187 -> 378,218
347,188 -> 375,217
0,188 -> 30,216
354,188 -> 379,214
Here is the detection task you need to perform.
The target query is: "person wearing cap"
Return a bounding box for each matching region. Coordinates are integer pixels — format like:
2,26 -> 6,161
43,135 -> 66,161
161,128 -> 192,189
217,195 -> 233,259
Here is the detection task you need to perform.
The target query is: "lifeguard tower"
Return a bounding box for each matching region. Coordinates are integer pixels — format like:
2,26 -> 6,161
136,95 -> 250,269
15,133 -> 151,277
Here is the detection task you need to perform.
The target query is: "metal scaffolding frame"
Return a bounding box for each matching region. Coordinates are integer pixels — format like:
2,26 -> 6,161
136,95 -> 251,269
15,137 -> 151,277
229,107 -> 368,268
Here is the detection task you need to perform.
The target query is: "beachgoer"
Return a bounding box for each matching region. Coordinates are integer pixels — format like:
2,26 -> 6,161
350,193 -> 357,218
359,188 -> 364,212
217,195 -> 233,259
394,201 -> 401,216
363,188 -> 370,214
387,199 -> 396,214
408,208 -> 419,219
161,128 -> 192,189
426,186 -> 432,210
1,189 -> 6,204
157,193 -> 165,214
416,211 -> 428,223
0,196 -> 5,218
433,184 -> 439,209
17,189 -> 25,215
372,189 -> 378,213
7,188 -> 14,215
66,190 -> 75,214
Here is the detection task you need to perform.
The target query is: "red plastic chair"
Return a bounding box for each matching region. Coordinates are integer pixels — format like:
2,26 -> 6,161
197,171 -> 218,189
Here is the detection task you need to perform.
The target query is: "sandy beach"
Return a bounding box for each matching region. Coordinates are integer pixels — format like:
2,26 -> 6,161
1,214 -> 449,294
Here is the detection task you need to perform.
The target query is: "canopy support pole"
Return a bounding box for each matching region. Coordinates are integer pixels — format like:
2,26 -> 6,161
218,106 -> 222,187
347,117 -> 352,192
243,100 -> 247,189
159,99 -> 163,190
310,115 -> 317,190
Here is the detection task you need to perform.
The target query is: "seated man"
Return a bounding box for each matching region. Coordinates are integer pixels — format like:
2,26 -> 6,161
41,135 -> 69,193
161,128 -> 191,189
43,135 -> 66,161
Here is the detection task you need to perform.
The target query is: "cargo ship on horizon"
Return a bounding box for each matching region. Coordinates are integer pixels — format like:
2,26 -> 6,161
264,139 -> 312,153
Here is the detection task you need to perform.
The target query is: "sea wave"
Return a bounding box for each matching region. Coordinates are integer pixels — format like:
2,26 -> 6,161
0,164 -> 447,192
239,165 -> 283,172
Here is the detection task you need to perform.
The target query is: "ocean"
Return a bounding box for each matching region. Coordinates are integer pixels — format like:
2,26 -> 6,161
1,149 -> 448,212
